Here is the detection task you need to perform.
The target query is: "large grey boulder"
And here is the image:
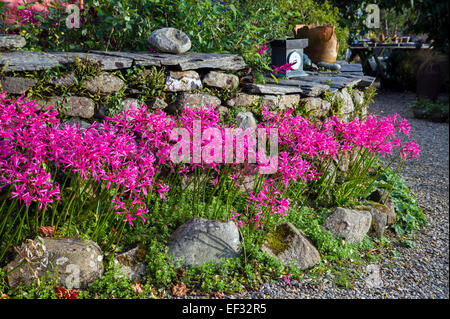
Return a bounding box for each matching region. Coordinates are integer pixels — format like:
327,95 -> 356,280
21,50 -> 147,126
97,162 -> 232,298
0,35 -> 26,51
148,28 -> 191,54
83,72 -> 125,95
167,218 -> 241,267
0,76 -> 36,94
4,238 -> 103,289
165,70 -> 202,92
324,207 -> 372,243
203,71 -> 239,89
261,222 -> 320,269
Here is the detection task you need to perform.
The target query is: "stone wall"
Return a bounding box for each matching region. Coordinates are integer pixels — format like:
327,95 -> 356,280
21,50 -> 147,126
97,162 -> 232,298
0,40 -> 375,125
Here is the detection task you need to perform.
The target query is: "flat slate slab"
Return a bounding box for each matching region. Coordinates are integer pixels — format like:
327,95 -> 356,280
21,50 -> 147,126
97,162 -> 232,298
0,50 -> 246,72
300,73 -> 362,89
241,82 -> 303,95
91,51 -> 247,71
265,78 -> 330,97
340,63 -> 363,73
0,51 -> 63,71
50,52 -> 133,70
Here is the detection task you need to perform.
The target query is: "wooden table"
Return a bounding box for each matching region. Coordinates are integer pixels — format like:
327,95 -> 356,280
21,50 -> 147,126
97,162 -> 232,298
349,42 -> 431,81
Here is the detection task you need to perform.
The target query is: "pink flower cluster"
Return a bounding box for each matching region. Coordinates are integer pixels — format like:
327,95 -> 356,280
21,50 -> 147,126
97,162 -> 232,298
0,92 -> 419,229
272,62 -> 297,74
17,6 -> 49,25
255,43 -> 268,57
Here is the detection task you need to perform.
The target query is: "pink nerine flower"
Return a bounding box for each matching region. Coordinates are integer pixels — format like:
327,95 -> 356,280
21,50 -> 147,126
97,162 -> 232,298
272,61 -> 297,74
255,43 -> 268,56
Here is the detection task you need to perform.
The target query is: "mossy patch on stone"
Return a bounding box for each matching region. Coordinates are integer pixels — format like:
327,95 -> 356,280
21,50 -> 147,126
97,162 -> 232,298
264,223 -> 297,255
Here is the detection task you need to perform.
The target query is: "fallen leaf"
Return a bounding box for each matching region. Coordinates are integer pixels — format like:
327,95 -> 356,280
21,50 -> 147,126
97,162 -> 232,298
213,292 -> 224,299
172,282 -> 188,297
130,282 -> 143,294
38,226 -> 55,237
54,286 -> 79,299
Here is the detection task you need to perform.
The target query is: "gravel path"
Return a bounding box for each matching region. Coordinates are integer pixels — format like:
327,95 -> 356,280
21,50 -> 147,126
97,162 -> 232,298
228,91 -> 449,299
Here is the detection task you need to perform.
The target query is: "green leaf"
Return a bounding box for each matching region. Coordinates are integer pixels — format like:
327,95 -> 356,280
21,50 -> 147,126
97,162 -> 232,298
270,73 -> 278,84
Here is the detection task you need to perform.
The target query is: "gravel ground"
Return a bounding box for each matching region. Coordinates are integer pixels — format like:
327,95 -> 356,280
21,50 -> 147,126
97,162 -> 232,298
227,91 -> 449,299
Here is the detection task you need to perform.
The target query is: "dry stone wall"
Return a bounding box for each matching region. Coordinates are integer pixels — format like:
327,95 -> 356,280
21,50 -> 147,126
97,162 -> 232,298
1,37 -> 375,125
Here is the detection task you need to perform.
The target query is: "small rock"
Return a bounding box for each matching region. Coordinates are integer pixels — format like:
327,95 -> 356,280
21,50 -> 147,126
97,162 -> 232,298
236,111 -> 257,130
261,222 -> 320,269
0,35 -> 26,51
148,28 -> 191,54
114,246 -> 147,281
36,96 -> 95,119
368,205 -> 388,238
83,72 -> 125,95
333,151 -> 351,172
171,92 -> 221,112
0,76 -> 36,94
353,89 -> 365,107
5,238 -> 103,289
49,73 -> 76,87
149,97 -> 168,110
217,105 -> 228,117
300,97 -> 331,117
62,117 -> 91,130
167,218 -> 241,267
203,71 -> 239,89
261,94 -> 301,110
121,98 -> 141,111
238,173 -> 256,192
317,62 -> 341,71
365,264 -> 383,288
165,70 -> 202,92
330,88 -> 354,114
368,190 -> 397,225
324,207 -> 372,243
226,93 -> 260,107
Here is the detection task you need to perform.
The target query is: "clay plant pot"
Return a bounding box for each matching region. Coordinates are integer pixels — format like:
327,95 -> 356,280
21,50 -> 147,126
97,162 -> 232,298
294,24 -> 339,63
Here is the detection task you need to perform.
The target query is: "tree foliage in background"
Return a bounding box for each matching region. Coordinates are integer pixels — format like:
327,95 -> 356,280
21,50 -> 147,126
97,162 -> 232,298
330,0 -> 449,53
3,0 -> 349,66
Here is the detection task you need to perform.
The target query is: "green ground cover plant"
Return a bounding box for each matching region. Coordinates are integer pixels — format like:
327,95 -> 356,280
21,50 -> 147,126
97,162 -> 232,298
0,91 -> 424,298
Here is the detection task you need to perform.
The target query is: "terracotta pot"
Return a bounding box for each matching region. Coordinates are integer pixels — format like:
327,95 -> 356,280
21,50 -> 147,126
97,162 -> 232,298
294,24 -> 339,63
